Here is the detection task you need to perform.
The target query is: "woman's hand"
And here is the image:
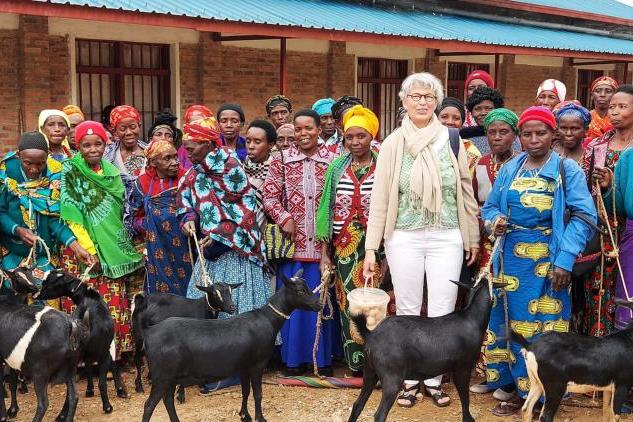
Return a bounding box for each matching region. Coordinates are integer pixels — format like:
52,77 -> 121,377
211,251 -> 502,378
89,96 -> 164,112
492,217 -> 507,237
182,221 -> 196,237
465,246 -> 479,266
592,167 -> 612,189
69,240 -> 93,266
320,247 -> 333,274
363,250 -> 376,283
199,236 -> 213,249
281,219 -> 296,241
15,227 -> 36,247
551,266 -> 571,291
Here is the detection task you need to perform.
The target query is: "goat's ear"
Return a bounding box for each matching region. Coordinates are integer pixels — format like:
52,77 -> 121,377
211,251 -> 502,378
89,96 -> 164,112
491,280 -> 509,289
195,284 -> 211,293
615,297 -> 633,310
229,282 -> 243,289
450,279 -> 473,290
291,268 -> 304,280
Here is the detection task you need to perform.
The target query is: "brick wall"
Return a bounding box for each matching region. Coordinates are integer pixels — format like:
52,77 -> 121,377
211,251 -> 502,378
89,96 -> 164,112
0,16 -> 74,154
49,35 -> 71,108
192,34 -> 355,123
501,62 -> 567,113
179,42 -> 202,118
0,29 -> 19,154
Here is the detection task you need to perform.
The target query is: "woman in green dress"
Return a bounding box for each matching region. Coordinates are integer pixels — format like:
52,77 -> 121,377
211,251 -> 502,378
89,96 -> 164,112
317,105 -> 381,376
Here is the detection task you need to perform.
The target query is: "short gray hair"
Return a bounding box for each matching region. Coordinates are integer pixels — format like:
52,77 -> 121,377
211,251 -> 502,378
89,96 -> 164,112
398,72 -> 444,106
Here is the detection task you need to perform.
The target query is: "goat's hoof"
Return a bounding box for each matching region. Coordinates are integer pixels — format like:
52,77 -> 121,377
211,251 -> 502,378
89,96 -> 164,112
7,407 -> 18,418
85,389 -> 94,398
177,395 -> 185,404
103,405 -> 113,414
116,387 -> 128,399
135,385 -> 144,394
55,414 -> 67,422
17,385 -> 27,395
239,412 -> 252,422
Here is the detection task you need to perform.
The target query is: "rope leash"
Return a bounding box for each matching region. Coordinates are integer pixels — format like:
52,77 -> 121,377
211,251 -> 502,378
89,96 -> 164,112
71,262 -> 96,293
187,229 -> 216,310
312,265 -> 335,378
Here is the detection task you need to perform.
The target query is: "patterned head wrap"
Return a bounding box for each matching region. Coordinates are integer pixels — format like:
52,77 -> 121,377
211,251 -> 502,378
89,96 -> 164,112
518,106 -> 557,130
74,121 -> 109,148
331,95 -> 363,121
483,108 -> 519,133
109,105 -> 141,129
184,105 -> 213,123
311,98 -> 336,117
591,76 -> 619,93
437,97 -> 466,122
555,102 -> 592,128
536,79 -> 567,102
465,70 -> 494,89
62,105 -> 84,119
145,139 -> 176,160
343,105 -> 379,138
182,118 -> 222,147
265,95 -> 292,115
148,124 -> 175,138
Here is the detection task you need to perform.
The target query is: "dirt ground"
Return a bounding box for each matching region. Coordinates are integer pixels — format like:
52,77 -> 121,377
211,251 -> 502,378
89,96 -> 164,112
4,368 -> 618,422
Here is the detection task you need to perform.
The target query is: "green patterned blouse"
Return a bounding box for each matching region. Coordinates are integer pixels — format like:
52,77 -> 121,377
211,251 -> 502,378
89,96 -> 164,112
395,142 -> 459,230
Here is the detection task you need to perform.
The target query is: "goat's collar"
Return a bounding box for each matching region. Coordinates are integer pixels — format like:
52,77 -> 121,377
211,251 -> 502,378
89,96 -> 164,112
267,303 -> 290,320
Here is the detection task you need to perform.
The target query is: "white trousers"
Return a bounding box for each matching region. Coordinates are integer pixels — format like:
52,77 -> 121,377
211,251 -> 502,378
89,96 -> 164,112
385,228 -> 464,388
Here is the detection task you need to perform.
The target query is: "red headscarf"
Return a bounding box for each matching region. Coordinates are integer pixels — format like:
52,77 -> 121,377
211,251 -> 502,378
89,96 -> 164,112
184,105 -> 213,124
465,70 -> 494,90
74,120 -> 109,148
518,106 -> 557,130
182,119 -> 222,147
590,76 -> 619,93
109,105 -> 141,129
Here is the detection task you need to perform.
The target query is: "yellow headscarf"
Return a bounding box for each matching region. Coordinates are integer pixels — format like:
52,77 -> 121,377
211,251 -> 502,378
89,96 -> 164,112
342,105 -> 379,139
62,104 -> 85,120
38,109 -> 71,150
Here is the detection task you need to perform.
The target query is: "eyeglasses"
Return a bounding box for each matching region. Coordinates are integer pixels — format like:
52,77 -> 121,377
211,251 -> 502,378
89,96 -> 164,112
406,94 -> 437,104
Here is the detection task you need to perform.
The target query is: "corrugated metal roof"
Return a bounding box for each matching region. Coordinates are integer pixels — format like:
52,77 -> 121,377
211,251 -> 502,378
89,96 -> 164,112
42,0 -> 633,55
512,0 -> 633,20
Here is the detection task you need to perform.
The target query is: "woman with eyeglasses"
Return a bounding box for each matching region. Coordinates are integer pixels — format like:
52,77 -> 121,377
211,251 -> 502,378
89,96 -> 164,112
363,72 -> 480,409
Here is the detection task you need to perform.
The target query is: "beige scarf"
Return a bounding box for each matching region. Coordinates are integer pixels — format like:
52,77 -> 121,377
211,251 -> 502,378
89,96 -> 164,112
399,114 -> 445,214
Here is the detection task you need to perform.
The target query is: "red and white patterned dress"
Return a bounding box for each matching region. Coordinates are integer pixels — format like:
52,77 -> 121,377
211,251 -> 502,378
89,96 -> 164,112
262,144 -> 335,262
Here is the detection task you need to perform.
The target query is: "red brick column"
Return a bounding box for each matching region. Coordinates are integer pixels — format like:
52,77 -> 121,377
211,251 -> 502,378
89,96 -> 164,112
18,15 -> 52,133
0,28 -> 20,153
326,41 -> 354,99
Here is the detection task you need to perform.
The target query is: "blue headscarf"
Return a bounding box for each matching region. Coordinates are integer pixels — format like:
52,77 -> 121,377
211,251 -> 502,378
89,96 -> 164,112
555,102 -> 592,128
312,98 -> 336,116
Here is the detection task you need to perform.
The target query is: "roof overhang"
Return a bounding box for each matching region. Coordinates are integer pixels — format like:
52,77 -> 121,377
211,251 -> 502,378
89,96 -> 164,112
2,0 -> 632,61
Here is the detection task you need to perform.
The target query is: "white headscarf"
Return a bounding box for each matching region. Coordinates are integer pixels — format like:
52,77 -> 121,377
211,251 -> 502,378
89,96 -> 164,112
536,79 -> 567,103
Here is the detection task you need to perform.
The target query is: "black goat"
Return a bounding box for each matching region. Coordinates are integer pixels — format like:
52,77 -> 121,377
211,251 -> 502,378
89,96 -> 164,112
35,269 -> 127,414
0,268 -> 90,422
141,269 -> 321,422
348,277 -> 505,422
131,282 -> 240,401
512,297 -> 633,422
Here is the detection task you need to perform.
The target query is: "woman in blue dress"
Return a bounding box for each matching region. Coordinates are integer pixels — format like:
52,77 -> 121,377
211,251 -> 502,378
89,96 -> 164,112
480,106 -> 596,417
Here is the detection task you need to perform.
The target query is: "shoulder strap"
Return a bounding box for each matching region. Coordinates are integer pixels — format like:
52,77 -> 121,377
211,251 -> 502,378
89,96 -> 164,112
559,156 -> 566,193
448,127 -> 460,157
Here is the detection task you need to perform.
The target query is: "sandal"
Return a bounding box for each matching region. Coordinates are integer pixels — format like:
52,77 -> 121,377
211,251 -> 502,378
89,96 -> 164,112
396,383 -> 419,408
424,386 -> 451,407
490,396 -> 524,417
